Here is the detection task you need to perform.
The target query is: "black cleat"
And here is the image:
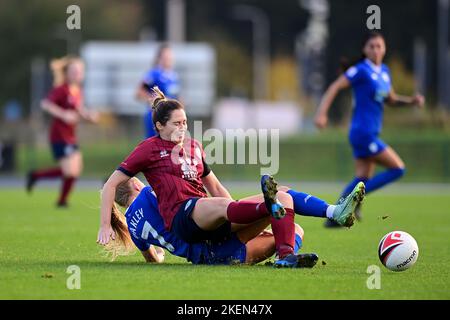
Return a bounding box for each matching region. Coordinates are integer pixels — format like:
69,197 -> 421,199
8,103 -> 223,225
273,253 -> 319,268
56,201 -> 69,208
296,253 -> 319,268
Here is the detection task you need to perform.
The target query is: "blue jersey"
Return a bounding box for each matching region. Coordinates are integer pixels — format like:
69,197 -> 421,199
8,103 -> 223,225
125,186 -> 207,264
125,186 -> 247,265
142,66 -> 180,99
345,59 -> 392,137
141,66 -> 180,138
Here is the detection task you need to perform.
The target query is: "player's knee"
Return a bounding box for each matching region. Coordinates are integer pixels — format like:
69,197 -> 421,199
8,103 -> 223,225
277,191 -> 293,209
278,185 -> 290,192
218,198 -> 234,211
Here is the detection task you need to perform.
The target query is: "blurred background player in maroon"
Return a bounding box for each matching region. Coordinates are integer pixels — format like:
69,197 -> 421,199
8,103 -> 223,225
26,56 -> 98,207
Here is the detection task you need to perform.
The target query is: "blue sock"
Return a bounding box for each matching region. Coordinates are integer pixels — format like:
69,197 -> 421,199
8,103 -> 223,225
340,177 -> 368,199
294,233 -> 303,253
287,189 -> 328,218
365,168 -> 405,193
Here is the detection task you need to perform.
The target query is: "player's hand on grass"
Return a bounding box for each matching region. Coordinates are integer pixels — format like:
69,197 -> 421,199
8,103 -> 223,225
314,112 -> 328,129
97,225 -> 116,245
154,246 -> 165,263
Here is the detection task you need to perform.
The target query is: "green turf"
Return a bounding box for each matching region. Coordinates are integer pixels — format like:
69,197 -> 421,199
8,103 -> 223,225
0,188 -> 449,299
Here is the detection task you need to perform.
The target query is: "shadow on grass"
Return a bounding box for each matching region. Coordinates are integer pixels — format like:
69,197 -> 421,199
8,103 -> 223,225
1,259 -> 275,270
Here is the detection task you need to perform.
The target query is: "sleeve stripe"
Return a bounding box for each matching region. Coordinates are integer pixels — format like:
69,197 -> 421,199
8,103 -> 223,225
201,158 -> 211,178
117,166 -> 135,177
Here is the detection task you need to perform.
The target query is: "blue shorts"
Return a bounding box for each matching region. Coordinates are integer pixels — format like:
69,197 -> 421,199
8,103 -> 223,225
51,143 -> 79,161
349,132 -> 387,159
171,197 -> 232,243
199,234 -> 247,265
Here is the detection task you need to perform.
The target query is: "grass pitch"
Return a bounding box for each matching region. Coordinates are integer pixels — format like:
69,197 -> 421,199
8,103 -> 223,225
0,186 -> 449,299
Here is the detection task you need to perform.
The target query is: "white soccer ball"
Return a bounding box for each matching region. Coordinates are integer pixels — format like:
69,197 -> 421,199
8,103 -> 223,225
378,231 -> 419,272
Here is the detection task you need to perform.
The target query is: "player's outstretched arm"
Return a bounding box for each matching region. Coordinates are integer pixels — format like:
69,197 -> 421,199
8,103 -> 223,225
41,99 -> 79,124
314,75 -> 350,129
135,83 -> 152,103
387,89 -> 425,108
97,170 -> 131,245
77,105 -> 99,123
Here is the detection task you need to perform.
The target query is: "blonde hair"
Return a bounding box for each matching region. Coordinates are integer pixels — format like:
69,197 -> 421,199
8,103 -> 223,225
103,179 -> 137,261
50,56 -> 83,87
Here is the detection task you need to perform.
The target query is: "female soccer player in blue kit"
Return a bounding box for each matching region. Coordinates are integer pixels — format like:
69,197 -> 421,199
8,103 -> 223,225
314,32 -> 424,226
103,177 -> 308,266
136,44 -> 180,138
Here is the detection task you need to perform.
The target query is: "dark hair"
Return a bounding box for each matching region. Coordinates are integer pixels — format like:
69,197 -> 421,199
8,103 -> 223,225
153,43 -> 170,67
150,86 -> 184,132
340,31 -> 385,72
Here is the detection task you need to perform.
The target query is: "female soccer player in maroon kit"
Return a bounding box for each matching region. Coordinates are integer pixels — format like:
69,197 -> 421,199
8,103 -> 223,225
26,57 -> 98,207
97,87 -> 304,267
98,87 -> 363,267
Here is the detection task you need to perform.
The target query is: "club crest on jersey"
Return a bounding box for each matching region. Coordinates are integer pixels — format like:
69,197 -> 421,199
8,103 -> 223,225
179,157 -> 198,180
160,150 -> 169,158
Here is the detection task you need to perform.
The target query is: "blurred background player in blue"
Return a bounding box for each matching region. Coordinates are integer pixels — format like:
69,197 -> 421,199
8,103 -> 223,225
135,44 -> 180,138
314,32 -> 425,226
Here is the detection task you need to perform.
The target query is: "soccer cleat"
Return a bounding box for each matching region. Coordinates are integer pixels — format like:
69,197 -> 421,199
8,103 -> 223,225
273,254 -> 298,268
260,175 -> 286,220
332,182 -> 365,228
273,253 -> 319,268
296,253 -> 319,268
26,171 -> 37,194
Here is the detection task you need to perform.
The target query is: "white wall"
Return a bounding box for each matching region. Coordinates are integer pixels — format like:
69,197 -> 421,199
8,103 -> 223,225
80,41 -> 216,116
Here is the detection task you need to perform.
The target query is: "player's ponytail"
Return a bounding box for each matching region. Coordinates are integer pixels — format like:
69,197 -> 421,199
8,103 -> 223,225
149,86 -> 184,132
50,56 -> 83,86
151,86 -> 168,110
103,182 -> 136,261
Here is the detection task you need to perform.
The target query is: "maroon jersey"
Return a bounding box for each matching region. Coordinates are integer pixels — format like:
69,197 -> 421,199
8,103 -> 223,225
47,83 -> 82,144
119,136 -> 210,230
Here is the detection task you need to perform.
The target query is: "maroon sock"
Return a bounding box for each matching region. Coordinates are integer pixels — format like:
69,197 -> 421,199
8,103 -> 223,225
226,201 -> 269,224
33,168 -> 63,180
271,208 -> 295,258
58,177 -> 76,205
